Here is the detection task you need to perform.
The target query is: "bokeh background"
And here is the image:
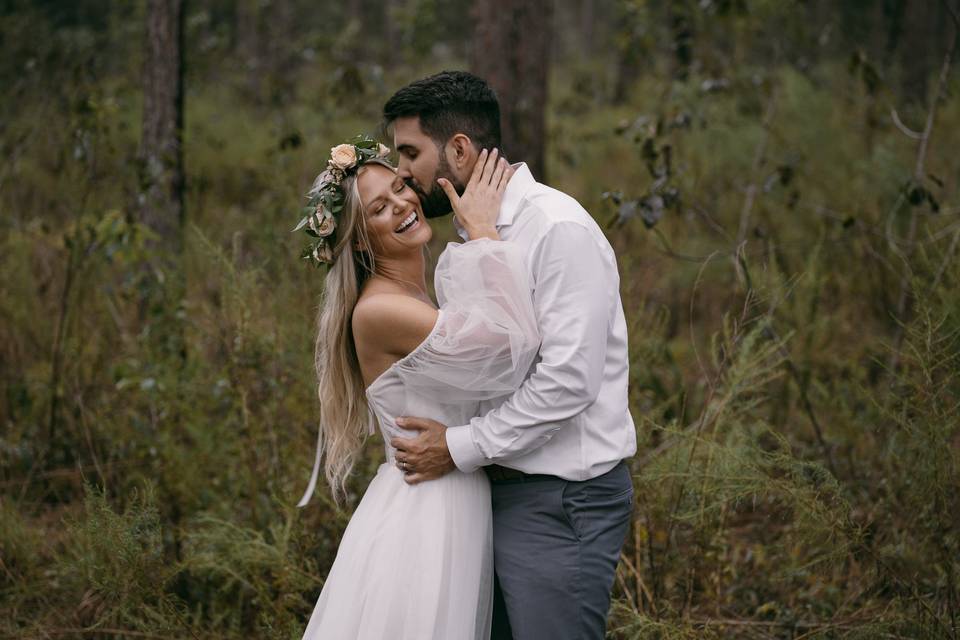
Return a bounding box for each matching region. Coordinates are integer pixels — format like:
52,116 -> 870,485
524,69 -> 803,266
2,1 -> 959,638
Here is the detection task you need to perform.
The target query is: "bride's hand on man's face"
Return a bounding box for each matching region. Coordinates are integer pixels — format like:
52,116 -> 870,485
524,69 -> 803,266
437,147 -> 513,241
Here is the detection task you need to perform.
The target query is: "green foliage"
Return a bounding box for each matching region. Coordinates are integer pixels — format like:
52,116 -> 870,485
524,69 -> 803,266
180,510 -> 319,634
1,486 -> 188,638
57,485 -> 186,633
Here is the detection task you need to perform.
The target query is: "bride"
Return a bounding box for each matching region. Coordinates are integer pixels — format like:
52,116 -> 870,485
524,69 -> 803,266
294,135 -> 539,639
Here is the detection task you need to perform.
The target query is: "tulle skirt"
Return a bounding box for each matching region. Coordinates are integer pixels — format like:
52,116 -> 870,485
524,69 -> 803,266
302,463 -> 493,640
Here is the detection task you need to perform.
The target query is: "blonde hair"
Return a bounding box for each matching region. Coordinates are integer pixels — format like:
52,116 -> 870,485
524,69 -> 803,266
311,158 -> 393,503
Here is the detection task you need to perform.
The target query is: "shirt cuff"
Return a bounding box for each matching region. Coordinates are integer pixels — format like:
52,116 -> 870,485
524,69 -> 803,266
445,424 -> 487,473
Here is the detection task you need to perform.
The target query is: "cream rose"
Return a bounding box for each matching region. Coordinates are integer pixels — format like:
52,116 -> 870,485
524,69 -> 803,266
377,143 -> 391,158
309,210 -> 336,237
329,144 -> 357,170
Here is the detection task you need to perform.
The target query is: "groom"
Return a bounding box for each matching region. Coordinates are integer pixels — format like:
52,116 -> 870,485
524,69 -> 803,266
383,71 -> 637,640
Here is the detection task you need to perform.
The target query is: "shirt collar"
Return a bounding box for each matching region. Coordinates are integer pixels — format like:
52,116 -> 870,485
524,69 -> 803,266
453,161 -> 534,240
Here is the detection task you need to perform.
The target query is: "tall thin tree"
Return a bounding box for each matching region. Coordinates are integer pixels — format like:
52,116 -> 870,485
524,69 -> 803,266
140,0 -> 185,260
470,0 -> 552,181
140,0 -> 186,365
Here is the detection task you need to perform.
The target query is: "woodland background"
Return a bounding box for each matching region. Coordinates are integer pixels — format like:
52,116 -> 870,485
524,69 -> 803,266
2,0 -> 959,638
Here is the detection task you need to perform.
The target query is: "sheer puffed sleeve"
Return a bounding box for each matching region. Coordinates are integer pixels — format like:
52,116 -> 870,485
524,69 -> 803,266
296,239 -> 540,507
392,238 -> 540,400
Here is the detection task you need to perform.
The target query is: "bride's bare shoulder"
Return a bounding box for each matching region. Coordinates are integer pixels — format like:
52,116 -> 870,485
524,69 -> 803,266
352,293 -> 438,358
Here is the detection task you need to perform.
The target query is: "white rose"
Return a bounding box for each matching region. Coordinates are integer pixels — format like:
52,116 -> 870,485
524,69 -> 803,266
329,144 -> 357,170
377,143 -> 391,158
309,210 -> 336,237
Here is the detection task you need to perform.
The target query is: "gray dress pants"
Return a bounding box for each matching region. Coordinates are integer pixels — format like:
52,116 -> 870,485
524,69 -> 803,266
489,460 -> 634,640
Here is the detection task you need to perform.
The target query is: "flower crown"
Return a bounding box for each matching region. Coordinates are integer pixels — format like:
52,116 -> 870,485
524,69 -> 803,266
293,134 -> 391,267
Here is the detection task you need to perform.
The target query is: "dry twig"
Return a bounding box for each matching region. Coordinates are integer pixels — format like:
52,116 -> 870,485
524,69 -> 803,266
888,15 -> 958,375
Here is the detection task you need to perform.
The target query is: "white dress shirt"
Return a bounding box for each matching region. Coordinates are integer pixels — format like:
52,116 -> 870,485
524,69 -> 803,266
444,162 -> 637,481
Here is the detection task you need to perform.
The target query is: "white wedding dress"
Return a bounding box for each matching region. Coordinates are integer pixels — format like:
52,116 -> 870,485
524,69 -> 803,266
299,239 -> 541,640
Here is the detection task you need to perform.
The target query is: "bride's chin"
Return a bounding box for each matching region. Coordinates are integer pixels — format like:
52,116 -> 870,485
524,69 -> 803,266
410,220 -> 433,245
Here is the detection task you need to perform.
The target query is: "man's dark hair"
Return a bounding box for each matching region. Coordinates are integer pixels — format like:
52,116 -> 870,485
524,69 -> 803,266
383,70 -> 501,152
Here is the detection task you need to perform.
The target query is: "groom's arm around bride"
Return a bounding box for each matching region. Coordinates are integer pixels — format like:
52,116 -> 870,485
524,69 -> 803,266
386,70 -> 637,640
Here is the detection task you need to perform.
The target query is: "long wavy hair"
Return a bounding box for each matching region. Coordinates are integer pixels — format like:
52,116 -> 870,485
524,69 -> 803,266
310,157 -> 394,503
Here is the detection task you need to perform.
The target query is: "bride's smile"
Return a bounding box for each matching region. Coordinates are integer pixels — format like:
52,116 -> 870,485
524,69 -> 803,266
394,211 -> 419,234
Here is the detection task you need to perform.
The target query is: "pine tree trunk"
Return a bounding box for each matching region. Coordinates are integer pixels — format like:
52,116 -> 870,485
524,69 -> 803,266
141,0 -> 184,257
139,0 -> 186,364
470,0 -> 552,181
140,1 -> 188,550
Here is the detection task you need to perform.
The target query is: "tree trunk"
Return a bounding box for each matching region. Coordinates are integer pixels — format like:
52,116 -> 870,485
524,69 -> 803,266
139,0 -> 186,365
141,0 -> 185,257
140,1 -> 187,557
470,0 -> 552,181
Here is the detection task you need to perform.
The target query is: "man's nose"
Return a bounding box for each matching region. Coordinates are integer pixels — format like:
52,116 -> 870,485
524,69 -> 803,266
396,159 -> 412,180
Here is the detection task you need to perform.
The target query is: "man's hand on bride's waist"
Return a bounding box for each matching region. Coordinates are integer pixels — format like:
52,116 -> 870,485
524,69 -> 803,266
391,417 -> 456,484
438,147 -> 513,242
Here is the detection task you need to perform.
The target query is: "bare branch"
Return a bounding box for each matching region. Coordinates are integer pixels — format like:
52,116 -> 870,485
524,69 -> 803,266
890,107 -> 924,139
888,20 -> 958,375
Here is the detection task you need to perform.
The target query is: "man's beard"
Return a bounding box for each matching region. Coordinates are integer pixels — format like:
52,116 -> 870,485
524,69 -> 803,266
408,153 -> 464,219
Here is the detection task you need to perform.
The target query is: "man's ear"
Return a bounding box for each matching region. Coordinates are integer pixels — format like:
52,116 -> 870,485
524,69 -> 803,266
447,133 -> 478,171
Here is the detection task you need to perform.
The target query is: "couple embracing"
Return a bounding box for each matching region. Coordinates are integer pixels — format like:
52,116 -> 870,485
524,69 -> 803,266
296,71 -> 637,640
